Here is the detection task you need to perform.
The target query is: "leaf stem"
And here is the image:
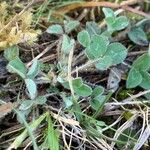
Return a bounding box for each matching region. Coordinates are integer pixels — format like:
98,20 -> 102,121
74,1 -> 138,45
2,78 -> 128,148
71,58 -> 101,74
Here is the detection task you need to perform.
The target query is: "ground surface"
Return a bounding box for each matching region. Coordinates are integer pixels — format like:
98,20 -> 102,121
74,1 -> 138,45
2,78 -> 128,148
0,0 -> 150,150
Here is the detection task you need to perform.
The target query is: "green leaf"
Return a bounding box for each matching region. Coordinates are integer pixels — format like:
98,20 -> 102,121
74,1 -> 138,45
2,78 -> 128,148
112,16 -> 129,31
116,129 -> 137,149
90,95 -> 106,111
19,100 -> 34,110
128,27 -> 148,46
61,34 -> 75,54
77,30 -> 91,47
47,115 -> 59,150
25,79 -> 37,100
9,113 -> 47,149
7,57 -> 27,78
105,42 -> 127,65
63,96 -> 73,108
14,109 -> 39,150
62,77 -> 83,89
46,24 -> 63,35
91,86 -> 104,97
95,56 -> 112,70
139,71 -> 150,89
35,96 -> 47,105
86,35 -> 109,60
86,21 -> 101,36
74,84 -> 92,97
105,17 -> 116,31
27,59 -> 39,79
64,20 -> 79,33
102,7 -> 115,18
133,53 -> 150,70
62,78 -> 92,97
126,68 -> 142,88
4,45 -> 19,61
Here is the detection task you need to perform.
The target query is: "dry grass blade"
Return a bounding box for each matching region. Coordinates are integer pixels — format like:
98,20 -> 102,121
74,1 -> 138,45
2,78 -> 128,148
133,126 -> 150,150
53,0 -> 150,19
111,114 -> 138,148
51,112 -> 79,126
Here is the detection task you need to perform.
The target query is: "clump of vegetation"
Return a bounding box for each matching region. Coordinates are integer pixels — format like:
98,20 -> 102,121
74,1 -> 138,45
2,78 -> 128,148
0,0 -> 150,150
0,2 -> 39,50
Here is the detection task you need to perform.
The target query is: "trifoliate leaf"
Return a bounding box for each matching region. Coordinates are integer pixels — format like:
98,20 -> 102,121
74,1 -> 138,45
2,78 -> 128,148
25,79 -> 37,100
7,57 -> 27,79
105,42 -> 127,65
86,21 -> 101,36
77,30 -> 90,47
128,27 -> 148,46
86,35 -> 109,60
4,45 -> 19,61
126,68 -> 142,88
46,24 -> 63,35
27,59 -> 39,79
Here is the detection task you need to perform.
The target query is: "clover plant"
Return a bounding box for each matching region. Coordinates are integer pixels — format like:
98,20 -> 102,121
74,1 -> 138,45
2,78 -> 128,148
77,30 -> 127,70
126,50 -> 150,89
102,7 -> 129,33
4,46 -> 39,100
46,9 -> 129,113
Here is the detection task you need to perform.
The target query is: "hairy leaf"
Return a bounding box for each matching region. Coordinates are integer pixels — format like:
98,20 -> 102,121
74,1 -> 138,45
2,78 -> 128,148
64,20 -> 79,33
102,7 -> 115,18
126,68 -> 142,88
112,16 -> 129,31
4,45 -> 19,61
95,56 -> 112,70
90,95 -> 106,111
77,30 -> 90,47
86,21 -> 101,36
105,42 -> 127,65
27,59 -> 39,79
91,86 -> 104,98
86,35 -> 109,60
139,71 -> 150,89
25,79 -> 37,100
46,24 -> 63,35
128,27 -> 148,46
7,57 -> 27,79
61,34 -> 75,54
74,84 -> 92,97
